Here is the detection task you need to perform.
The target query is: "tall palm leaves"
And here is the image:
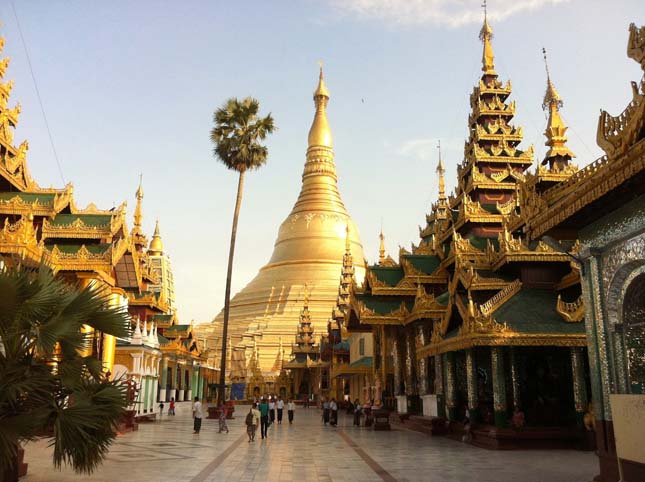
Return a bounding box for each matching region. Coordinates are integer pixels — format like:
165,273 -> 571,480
210,97 -> 274,403
0,266 -> 130,481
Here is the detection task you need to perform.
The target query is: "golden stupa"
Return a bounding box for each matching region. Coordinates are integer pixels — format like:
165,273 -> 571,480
200,68 -> 365,374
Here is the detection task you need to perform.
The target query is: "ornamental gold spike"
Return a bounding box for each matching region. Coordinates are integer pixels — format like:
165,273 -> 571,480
541,48 -> 575,163
308,63 -> 332,149
379,229 -> 386,265
479,6 -> 496,75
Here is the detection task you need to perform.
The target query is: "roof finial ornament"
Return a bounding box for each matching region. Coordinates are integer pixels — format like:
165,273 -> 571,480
479,0 -> 495,75
378,225 -> 386,265
308,61 -> 332,149
345,222 -> 351,253
542,47 -> 563,111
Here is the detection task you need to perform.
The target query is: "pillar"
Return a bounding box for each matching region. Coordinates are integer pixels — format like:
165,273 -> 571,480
491,347 -> 507,428
435,354 -> 446,419
571,347 -> 588,429
186,363 -> 193,401
416,326 -> 428,396
170,361 -> 177,402
466,349 -> 479,423
197,371 -> 204,400
510,347 -> 521,411
143,374 -> 149,414
392,332 -> 401,396
404,330 -> 416,396
444,352 -> 457,421
159,357 -> 168,402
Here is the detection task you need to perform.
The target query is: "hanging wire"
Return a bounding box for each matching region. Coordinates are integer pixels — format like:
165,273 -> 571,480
10,0 -> 66,185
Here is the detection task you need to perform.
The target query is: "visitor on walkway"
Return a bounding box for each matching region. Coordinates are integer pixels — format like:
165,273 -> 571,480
303,394 -> 309,408
353,399 -> 362,426
260,398 -> 270,439
193,397 -> 203,434
218,403 -> 229,434
158,401 -> 164,417
246,403 -> 260,442
277,397 -> 284,424
169,397 -> 176,416
269,397 -> 276,424
287,399 -> 296,424
322,398 -> 330,425
330,398 -> 338,426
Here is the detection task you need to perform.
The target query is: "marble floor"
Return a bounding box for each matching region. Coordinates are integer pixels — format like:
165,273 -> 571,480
22,403 -> 598,482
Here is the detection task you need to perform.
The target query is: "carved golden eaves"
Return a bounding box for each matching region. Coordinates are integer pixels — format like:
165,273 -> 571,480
556,294 -> 585,322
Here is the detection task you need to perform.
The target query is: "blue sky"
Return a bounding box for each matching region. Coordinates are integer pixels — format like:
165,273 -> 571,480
1,0 -> 642,322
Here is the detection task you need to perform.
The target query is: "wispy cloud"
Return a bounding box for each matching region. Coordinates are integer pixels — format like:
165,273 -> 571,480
328,0 -> 570,28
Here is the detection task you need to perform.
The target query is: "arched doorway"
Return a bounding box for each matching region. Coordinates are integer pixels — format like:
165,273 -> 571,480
623,272 -> 645,394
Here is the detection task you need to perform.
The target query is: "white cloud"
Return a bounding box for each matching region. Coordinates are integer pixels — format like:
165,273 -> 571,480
328,0 -> 570,28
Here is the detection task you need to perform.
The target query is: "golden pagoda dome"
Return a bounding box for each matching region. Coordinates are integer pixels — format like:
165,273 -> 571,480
198,67 -> 365,374
148,220 -> 163,255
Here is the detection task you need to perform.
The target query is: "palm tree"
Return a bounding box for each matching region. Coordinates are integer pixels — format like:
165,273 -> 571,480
0,266 -> 130,482
210,97 -> 274,404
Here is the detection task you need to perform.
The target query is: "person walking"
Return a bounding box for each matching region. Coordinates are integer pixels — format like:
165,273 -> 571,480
246,403 -> 260,442
303,394 -> 308,408
287,399 -> 296,424
322,398 -> 330,425
269,397 -> 276,424
259,398 -> 270,439
353,398 -> 362,426
218,403 -> 229,433
158,401 -> 165,418
330,398 -> 338,427
169,397 -> 176,416
192,397 -> 203,434
277,397 -> 284,424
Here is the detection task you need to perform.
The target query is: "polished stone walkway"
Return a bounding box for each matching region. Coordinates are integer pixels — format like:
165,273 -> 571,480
22,403 -> 597,482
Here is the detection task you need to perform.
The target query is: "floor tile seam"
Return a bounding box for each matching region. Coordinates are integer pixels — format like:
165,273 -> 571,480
336,429 -> 398,482
188,432 -> 247,482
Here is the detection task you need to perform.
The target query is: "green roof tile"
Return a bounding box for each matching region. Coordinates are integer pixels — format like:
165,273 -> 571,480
349,356 -> 373,368
404,254 -> 441,275
49,214 -> 112,227
0,192 -> 56,205
370,266 -> 404,286
494,288 -> 585,335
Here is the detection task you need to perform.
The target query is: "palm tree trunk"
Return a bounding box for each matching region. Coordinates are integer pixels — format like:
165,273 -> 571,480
218,169 -> 246,404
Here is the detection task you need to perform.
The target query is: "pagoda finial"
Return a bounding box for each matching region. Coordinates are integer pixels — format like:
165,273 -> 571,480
345,223 -> 351,253
542,47 -> 563,111
131,175 -> 148,249
308,63 -> 333,149
437,140 -> 446,200
541,47 -> 575,165
479,1 -> 496,75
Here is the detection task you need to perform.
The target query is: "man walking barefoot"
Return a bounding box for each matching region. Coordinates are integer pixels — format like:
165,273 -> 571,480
259,398 -> 270,439
287,399 -> 295,424
193,397 -> 203,434
277,397 -> 284,424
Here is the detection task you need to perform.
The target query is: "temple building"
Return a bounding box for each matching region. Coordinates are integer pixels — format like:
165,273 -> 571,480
198,68 -> 367,385
0,30 -> 216,418
522,23 -> 645,482
346,14 -> 591,449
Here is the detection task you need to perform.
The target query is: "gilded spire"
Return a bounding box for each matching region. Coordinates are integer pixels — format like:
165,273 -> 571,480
132,175 -> 147,249
378,230 -> 386,265
437,140 -> 446,200
345,223 -> 351,253
542,48 -> 575,165
148,219 -> 164,255
479,2 -> 496,75
307,63 -> 333,149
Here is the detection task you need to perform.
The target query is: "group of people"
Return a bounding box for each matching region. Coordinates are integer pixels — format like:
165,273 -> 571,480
245,396 -> 297,442
321,398 -> 338,426
190,398 -> 230,435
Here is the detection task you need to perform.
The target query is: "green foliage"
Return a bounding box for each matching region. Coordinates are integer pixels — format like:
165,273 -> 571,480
210,97 -> 275,172
0,266 -> 131,476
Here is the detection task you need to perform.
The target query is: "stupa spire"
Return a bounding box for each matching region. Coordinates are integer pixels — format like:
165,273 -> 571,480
378,229 -> 386,265
148,219 -> 164,255
541,48 -> 575,166
479,1 -> 496,75
132,175 -> 147,250
437,140 -> 446,201
308,62 -> 332,149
